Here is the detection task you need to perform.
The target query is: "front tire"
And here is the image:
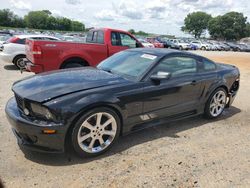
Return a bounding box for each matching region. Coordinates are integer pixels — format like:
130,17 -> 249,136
204,88 -> 227,119
71,107 -> 121,157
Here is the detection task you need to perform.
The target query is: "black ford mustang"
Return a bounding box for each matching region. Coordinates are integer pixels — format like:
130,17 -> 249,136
5,49 -> 240,157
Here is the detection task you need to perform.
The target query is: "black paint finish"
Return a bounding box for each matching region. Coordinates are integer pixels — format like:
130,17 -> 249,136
5,49 -> 240,152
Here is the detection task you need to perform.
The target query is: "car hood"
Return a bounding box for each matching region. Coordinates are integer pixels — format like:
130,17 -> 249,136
179,42 -> 189,45
12,67 -> 127,103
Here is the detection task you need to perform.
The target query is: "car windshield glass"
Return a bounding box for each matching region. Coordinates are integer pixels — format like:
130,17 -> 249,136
97,51 -> 158,81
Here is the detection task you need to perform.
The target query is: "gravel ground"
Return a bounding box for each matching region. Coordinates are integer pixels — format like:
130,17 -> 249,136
0,51 -> 249,188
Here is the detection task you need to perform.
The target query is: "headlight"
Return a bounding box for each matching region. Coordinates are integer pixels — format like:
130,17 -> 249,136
30,103 -> 54,120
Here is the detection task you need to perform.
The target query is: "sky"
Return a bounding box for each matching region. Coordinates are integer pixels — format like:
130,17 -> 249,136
1,0 -> 250,37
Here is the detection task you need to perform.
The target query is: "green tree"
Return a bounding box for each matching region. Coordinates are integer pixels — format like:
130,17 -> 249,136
42,10 -> 52,15
46,16 -> 57,30
208,16 -> 223,39
208,12 -> 247,40
128,29 -> 135,34
71,21 -> 85,31
24,11 -> 50,29
245,23 -> 250,37
137,30 -> 148,36
0,9 -> 14,27
56,17 -> 71,31
12,15 -> 25,28
182,11 -> 212,38
0,9 -> 25,28
0,8 -> 85,32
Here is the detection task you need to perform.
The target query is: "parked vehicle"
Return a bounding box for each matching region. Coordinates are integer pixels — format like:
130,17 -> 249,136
138,39 -> 155,48
170,39 -> 190,50
237,44 -> 250,52
0,34 -> 12,51
25,28 -> 143,74
5,48 -> 240,157
189,43 -> 198,50
213,42 -> 231,51
224,42 -> 241,51
190,41 -> 210,50
155,37 -> 172,48
0,34 -> 12,44
165,40 -> 180,49
205,42 -> 218,51
0,35 -> 59,69
146,38 -> 164,48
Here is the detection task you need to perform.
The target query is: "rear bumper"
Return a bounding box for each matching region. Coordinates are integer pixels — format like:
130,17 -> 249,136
5,97 -> 66,153
0,52 -> 13,63
25,61 -> 44,74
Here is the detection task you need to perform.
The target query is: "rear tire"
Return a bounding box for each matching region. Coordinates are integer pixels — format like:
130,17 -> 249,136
61,57 -> 88,69
13,55 -> 26,69
201,46 -> 206,50
71,107 -> 121,157
63,63 -> 85,68
204,88 -> 227,119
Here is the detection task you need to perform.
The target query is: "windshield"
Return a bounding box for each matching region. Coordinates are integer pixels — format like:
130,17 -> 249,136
179,39 -> 186,43
97,51 -> 158,81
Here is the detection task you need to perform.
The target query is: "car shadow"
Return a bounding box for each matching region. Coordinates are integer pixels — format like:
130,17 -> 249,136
21,106 -> 241,166
4,65 -> 19,71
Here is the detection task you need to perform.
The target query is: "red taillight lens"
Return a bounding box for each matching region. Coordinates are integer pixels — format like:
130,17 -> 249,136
32,45 -> 42,58
6,37 -> 19,44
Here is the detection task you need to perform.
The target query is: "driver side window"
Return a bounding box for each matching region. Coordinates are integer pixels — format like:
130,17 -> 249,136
152,56 -> 197,77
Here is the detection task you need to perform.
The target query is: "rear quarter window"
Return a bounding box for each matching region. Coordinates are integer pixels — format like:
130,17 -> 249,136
203,59 -> 216,71
86,30 -> 104,44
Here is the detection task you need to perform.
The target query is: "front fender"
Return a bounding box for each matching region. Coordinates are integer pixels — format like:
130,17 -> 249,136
45,92 -> 126,128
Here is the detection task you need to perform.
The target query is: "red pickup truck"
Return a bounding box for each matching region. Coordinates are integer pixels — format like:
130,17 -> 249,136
25,28 -> 143,73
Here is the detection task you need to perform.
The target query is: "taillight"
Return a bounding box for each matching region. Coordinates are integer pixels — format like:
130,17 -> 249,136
6,37 -> 19,44
32,45 -> 42,58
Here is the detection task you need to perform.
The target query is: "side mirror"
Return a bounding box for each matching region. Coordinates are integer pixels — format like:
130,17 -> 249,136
150,71 -> 171,82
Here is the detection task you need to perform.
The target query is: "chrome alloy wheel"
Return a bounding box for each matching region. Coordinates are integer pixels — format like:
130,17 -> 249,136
209,90 -> 226,117
77,112 -> 117,153
16,58 -> 26,69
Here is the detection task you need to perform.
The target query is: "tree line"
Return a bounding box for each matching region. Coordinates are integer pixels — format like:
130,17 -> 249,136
182,11 -> 250,40
128,29 -> 149,36
0,9 -> 85,31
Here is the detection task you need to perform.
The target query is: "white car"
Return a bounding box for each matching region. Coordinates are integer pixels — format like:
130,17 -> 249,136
190,41 -> 211,50
0,35 -> 59,69
0,34 -> 12,51
170,39 -> 190,50
138,39 -> 155,48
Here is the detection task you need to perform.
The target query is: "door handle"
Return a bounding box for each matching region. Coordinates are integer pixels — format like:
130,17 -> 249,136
191,80 -> 197,85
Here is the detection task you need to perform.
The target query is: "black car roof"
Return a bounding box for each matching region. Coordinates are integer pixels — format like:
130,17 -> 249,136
127,48 -> 200,58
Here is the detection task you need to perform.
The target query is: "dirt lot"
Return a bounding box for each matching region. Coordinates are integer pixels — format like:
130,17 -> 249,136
0,51 -> 249,188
